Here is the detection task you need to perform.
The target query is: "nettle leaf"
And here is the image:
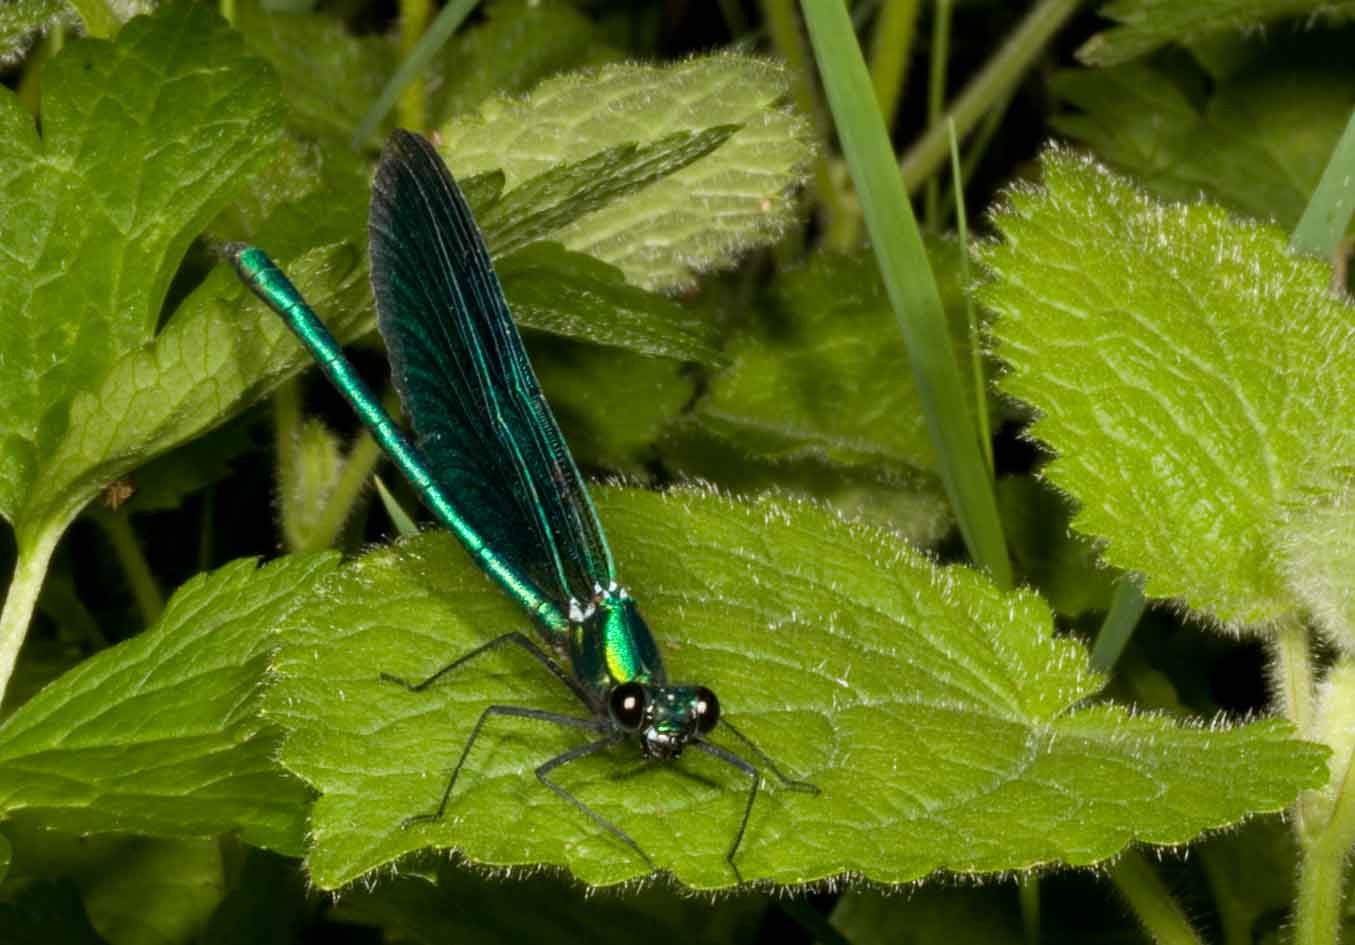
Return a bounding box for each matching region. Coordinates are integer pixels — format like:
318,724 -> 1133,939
1052,54 -> 1355,229
211,133 -> 369,246
0,0 -> 76,66
532,339 -> 695,472
998,476 -> 1117,618
265,488 -> 1323,891
478,126 -> 739,258
658,427 -> 954,547
0,554 -> 339,855
0,0 -> 283,525
1079,0 -> 1355,66
500,243 -> 721,363
690,244 -> 977,474
436,55 -> 812,291
429,0 -> 620,124
980,149 -> 1355,628
17,236 -> 372,551
1284,484 -> 1355,653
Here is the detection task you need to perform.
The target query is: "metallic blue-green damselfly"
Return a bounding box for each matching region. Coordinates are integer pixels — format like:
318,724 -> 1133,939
228,130 -> 817,883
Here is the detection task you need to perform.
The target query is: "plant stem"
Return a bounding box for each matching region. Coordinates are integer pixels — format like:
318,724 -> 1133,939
1090,576 -> 1147,673
1109,850 -> 1206,945
273,377 -> 304,544
1271,615 -> 1314,735
91,509 -> 164,627
304,430 -> 384,551
924,0 -> 952,227
899,0 -> 1079,194
0,522 -> 65,705
868,0 -> 920,134
801,0 -> 1011,588
397,0 -> 431,133
762,0 -> 858,251
1017,874 -> 1040,945
1196,844 -> 1254,945
1294,660 -> 1355,945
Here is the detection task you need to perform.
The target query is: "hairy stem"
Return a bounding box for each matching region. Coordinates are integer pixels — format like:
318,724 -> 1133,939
1109,850 -> 1205,945
1294,660 -> 1355,945
305,430 -> 384,551
1270,614 -> 1315,735
91,509 -> 164,626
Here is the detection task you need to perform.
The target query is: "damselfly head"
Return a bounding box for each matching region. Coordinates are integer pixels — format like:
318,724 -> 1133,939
608,681 -> 720,759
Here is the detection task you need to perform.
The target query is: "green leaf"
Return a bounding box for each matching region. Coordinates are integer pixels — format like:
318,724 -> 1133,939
233,0 -> 394,144
499,243 -> 721,362
436,54 -> 812,291
1052,52 -> 1355,229
0,554 -> 339,855
210,133 -> 369,245
0,828 -> 10,884
479,126 -> 740,258
0,0 -> 75,65
689,245 -> 976,474
533,338 -> 696,472
0,1 -> 283,524
332,868 -> 766,945
979,149 -> 1355,628
17,238 -> 371,551
80,838 -> 224,945
429,0 -> 620,125
1079,0 -> 1355,66
1284,485 -> 1355,653
998,476 -> 1118,618
659,426 -> 954,547
265,488 -> 1324,890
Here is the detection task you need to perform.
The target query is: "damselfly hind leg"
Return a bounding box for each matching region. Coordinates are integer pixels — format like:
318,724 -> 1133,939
379,630 -> 603,827
401,704 -> 604,828
379,630 -> 593,708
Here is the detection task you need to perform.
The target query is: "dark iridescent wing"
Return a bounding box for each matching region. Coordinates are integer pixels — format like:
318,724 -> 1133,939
369,130 -> 616,605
